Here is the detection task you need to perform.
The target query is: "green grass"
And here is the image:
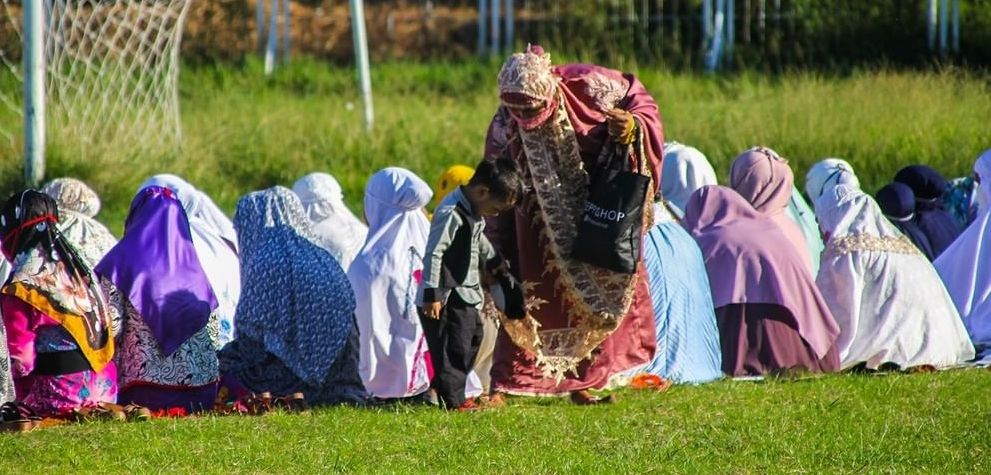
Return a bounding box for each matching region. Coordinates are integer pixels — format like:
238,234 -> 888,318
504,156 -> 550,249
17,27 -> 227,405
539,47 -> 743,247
1,370 -> 989,473
0,62 -> 989,472
1,60 -> 990,233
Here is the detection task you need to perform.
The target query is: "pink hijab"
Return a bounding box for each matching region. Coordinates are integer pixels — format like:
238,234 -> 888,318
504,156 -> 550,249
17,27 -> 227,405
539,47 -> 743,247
730,146 -> 814,273
684,186 -> 840,358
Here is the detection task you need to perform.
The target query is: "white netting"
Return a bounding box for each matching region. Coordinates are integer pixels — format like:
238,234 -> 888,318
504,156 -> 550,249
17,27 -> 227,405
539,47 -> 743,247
0,0 -> 191,155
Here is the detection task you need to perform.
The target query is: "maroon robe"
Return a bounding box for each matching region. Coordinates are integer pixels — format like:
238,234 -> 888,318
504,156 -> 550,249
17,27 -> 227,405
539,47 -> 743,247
484,64 -> 665,395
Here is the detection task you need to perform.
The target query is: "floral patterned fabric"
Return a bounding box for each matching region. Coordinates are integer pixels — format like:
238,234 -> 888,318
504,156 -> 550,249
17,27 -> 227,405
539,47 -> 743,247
218,187 -> 366,404
2,296 -> 117,415
104,279 -> 220,408
945,176 -> 978,230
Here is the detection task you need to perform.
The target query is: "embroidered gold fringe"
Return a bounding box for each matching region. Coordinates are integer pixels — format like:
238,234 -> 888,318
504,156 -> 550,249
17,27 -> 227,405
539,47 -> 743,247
824,234 -> 922,257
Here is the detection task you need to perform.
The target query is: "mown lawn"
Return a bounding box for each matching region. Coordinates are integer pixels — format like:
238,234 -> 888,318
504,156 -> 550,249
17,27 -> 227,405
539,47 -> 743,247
1,369 -> 988,473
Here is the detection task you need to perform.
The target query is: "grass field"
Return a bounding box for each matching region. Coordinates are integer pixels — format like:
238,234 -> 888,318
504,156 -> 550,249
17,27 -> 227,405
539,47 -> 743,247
0,61 -> 989,472
1,370 -> 989,473
1,60 -> 990,232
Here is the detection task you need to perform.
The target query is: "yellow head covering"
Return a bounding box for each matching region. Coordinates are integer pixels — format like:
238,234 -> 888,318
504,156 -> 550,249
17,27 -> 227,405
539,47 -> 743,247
432,165 -> 475,210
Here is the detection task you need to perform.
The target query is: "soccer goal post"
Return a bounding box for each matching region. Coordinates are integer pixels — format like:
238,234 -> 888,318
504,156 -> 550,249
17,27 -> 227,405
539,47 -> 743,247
1,0 -> 194,184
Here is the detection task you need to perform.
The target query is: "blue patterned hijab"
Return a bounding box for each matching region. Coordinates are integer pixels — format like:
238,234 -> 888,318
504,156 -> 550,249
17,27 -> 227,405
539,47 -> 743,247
233,186 -> 356,385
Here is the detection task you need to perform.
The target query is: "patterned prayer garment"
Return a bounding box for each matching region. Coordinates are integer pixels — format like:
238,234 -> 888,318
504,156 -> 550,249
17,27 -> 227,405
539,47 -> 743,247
218,187 -> 367,405
1,190 -> 118,414
485,46 -> 662,394
96,186 -> 221,411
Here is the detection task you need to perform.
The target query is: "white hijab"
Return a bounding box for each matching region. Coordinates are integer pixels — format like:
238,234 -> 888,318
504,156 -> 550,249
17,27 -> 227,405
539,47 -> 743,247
138,174 -> 241,346
805,158 -> 861,202
347,168 -> 484,399
661,142 -> 718,215
41,178 -> 118,268
348,168 -> 434,398
292,173 -> 368,271
935,149 -> 991,349
815,184 -> 974,369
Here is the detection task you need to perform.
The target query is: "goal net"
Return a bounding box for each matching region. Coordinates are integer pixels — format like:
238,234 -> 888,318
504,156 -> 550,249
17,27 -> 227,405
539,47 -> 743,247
0,0 -> 192,157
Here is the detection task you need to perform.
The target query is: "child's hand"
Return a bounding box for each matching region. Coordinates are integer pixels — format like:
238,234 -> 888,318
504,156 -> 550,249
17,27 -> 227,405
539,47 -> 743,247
423,301 -> 443,319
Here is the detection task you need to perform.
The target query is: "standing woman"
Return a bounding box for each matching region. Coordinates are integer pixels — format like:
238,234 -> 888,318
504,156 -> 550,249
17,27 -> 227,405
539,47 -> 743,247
935,149 -> 991,358
139,175 -> 241,347
292,173 -> 368,271
218,187 -> 367,406
484,45 -> 661,402
684,186 -> 840,376
96,186 -> 220,412
815,184 -> 973,370
40,178 -> 118,268
729,147 -> 815,274
1,190 -> 117,414
347,168 -> 435,400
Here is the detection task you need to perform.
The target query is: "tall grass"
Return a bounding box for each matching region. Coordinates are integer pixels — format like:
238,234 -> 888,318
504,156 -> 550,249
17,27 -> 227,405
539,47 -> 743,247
0,59 -> 989,233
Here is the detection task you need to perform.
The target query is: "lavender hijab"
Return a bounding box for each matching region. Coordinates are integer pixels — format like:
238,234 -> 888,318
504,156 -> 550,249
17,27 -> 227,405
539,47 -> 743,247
729,146 -> 814,273
95,186 -> 218,356
683,186 -> 840,358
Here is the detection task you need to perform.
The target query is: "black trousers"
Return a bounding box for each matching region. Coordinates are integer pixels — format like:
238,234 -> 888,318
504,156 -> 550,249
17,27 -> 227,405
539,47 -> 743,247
419,292 -> 484,409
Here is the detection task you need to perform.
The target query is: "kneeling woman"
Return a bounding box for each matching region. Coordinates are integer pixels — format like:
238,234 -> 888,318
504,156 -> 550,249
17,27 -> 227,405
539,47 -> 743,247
96,186 -> 221,412
684,186 -> 840,376
1,190 -> 117,414
218,187 -> 367,406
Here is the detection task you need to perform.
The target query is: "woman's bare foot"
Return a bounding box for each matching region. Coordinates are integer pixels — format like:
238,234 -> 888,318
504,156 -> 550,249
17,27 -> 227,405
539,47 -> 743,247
483,393 -> 507,408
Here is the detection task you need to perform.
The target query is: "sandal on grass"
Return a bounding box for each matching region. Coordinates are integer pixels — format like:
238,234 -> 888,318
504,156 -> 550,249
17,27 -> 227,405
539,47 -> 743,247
0,402 -> 35,433
72,404 -> 125,423
273,392 -> 309,414
570,391 -> 616,406
122,404 -> 152,422
630,374 -> 673,392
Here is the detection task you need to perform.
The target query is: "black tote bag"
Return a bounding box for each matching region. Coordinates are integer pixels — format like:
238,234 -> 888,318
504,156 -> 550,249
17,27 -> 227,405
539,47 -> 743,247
570,129 -> 650,274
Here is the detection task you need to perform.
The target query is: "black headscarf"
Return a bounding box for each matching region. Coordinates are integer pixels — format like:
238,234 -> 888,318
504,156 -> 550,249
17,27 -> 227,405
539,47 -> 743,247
876,183 -> 936,260
893,165 -> 962,257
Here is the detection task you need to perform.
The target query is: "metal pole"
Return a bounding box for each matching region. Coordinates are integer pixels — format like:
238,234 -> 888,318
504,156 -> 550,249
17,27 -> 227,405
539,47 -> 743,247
478,0 -> 488,57
705,0 -> 724,71
702,0 -> 712,51
265,0 -> 278,74
282,0 -> 291,62
504,0 -> 514,54
256,0 -> 266,54
350,0 -> 374,132
490,0 -> 500,57
726,0 -> 735,59
24,0 -> 45,186
939,0 -> 948,55
951,0 -> 960,53
927,0 -> 937,50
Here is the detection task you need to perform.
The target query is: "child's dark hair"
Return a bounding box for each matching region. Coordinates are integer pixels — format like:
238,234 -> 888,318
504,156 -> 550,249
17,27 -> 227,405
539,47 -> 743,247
470,158 -> 524,204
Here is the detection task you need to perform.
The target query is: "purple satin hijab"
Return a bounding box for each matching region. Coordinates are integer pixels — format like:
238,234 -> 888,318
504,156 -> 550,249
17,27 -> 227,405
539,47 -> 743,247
95,186 -> 218,355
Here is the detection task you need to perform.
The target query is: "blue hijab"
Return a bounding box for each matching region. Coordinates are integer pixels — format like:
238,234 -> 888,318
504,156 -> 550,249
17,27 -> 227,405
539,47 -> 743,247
232,187 -> 356,385
640,203 -> 722,384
